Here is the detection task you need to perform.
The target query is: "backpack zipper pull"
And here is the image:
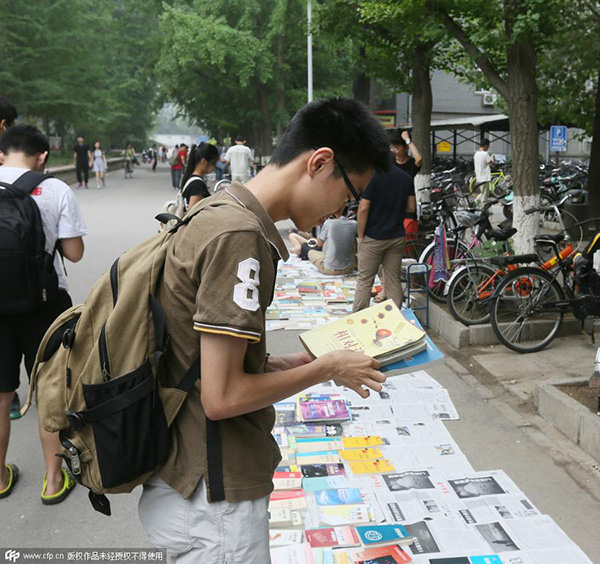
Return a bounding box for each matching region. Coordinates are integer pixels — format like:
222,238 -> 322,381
42,288 -> 47,302
67,445 -> 81,475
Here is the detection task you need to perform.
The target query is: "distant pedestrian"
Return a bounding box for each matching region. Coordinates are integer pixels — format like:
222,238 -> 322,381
223,135 -> 254,184
122,142 -> 135,178
170,143 -> 188,190
0,125 -> 88,504
91,141 -> 107,189
474,138 -> 494,205
73,135 -> 92,189
390,129 -> 422,179
151,144 -> 158,172
180,143 -> 219,214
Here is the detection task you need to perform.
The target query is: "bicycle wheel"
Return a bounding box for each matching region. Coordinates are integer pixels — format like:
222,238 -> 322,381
419,239 -> 472,303
490,266 -> 565,353
447,263 -> 497,325
213,179 -> 232,193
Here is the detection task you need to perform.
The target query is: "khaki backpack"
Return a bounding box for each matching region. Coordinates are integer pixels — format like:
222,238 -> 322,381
22,200 -> 233,516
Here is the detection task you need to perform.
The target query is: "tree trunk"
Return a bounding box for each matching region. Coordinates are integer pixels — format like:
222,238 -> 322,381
587,72 -> 600,218
277,34 -> 286,143
411,45 -> 433,201
257,84 -> 273,157
353,45 -> 370,105
506,41 -> 540,254
43,115 -> 51,139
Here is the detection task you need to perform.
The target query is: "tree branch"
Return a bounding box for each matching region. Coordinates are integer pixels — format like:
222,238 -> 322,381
426,1 -> 508,99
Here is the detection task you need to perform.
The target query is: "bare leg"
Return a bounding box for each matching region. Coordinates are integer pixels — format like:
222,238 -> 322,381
288,232 -> 308,256
39,421 -> 64,495
0,392 -> 13,490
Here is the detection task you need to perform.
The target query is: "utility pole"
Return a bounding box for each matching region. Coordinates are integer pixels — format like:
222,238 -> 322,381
307,0 -> 313,102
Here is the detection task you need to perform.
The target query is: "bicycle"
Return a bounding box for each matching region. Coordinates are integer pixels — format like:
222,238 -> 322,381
465,168 -> 512,198
489,214 -> 600,353
446,192 -> 582,325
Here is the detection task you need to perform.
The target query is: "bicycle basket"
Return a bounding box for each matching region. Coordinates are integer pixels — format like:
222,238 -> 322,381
455,210 -> 480,228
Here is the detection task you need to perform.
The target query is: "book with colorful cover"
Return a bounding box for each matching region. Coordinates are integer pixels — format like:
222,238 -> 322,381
284,423 -> 344,438
355,524 -> 413,548
273,471 -> 303,490
299,300 -> 426,366
342,436 -> 384,448
296,451 -> 342,465
348,459 -> 395,475
340,448 -> 383,461
349,545 -> 412,564
300,463 -> 347,478
319,504 -> 376,526
297,395 -> 351,423
269,529 -> 305,546
315,488 -> 364,506
302,476 -> 350,492
275,402 -> 298,426
305,527 -> 361,549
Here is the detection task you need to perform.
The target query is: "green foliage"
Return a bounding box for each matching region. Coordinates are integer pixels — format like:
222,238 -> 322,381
156,0 -> 358,154
0,0 -> 159,151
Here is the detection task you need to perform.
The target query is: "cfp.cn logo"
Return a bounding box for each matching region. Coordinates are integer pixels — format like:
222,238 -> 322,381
5,550 -> 20,563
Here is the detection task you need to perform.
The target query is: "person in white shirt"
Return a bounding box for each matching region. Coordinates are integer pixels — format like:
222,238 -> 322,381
0,125 -> 88,504
474,138 -> 494,205
223,136 -> 254,184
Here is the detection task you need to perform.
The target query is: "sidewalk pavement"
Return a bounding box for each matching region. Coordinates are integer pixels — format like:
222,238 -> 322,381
2,165 -> 599,561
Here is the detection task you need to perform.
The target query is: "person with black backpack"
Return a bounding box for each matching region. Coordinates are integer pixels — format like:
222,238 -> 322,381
0,125 -> 87,504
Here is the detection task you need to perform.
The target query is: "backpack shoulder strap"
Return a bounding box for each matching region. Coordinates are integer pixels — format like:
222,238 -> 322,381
6,171 -> 53,196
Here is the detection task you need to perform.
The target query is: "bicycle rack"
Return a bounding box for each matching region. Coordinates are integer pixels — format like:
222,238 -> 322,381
404,260 -> 430,329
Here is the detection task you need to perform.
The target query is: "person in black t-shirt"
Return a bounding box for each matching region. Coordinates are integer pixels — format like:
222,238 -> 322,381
353,166 -> 416,312
180,142 -> 220,214
72,135 -> 92,188
390,128 -> 422,179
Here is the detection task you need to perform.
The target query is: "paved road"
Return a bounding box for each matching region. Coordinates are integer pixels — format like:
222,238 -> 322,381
3,163 -> 600,561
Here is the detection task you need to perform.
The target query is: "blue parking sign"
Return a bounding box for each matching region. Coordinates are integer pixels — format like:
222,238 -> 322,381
550,125 -> 567,152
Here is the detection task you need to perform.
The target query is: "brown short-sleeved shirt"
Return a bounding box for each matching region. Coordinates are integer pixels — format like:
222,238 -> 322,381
158,183 -> 289,501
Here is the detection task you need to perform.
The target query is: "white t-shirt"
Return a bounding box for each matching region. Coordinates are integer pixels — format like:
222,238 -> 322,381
474,150 -> 492,183
0,167 -> 88,291
224,144 -> 254,176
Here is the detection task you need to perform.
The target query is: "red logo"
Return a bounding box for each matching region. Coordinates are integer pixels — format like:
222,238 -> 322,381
32,187 -> 43,196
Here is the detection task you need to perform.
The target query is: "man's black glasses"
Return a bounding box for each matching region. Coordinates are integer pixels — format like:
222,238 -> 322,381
333,156 -> 361,202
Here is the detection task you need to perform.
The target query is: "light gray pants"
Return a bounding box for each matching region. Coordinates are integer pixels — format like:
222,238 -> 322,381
353,236 -> 405,312
138,477 -> 270,564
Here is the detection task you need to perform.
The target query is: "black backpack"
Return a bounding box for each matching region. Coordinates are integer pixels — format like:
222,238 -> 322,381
0,170 -> 60,314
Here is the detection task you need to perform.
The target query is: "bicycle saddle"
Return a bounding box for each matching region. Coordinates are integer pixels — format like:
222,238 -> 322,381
488,227 -> 517,242
534,232 -> 565,244
489,253 -> 538,266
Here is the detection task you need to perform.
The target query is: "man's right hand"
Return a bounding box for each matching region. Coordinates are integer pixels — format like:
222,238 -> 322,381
316,350 -> 386,398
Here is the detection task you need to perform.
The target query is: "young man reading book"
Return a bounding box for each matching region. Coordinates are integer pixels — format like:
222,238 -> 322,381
137,98 -> 391,563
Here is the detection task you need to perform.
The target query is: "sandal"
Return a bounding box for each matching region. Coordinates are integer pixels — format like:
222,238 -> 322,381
0,464 -> 19,499
41,469 -> 76,505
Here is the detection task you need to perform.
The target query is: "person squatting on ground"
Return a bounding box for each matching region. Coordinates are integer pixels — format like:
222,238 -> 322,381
137,98 -> 391,563
180,143 -> 219,214
306,208 -> 358,275
73,135 -> 92,188
223,135 -> 254,184
353,164 -> 416,312
0,125 -> 88,503
92,141 -> 108,189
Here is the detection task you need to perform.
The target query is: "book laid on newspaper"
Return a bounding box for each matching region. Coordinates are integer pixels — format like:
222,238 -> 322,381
304,526 -> 361,549
300,300 -> 427,367
349,544 -> 412,564
297,394 -> 351,423
355,524 -> 413,548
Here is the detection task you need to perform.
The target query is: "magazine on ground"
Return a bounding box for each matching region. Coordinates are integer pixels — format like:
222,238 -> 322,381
300,300 -> 427,366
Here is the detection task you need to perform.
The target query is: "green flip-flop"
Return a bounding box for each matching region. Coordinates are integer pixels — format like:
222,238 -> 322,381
0,464 -> 20,499
41,469 -> 76,505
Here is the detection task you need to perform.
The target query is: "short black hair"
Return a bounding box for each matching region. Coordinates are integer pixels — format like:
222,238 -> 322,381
389,129 -> 406,146
0,124 -> 50,156
271,98 -> 391,175
235,135 -> 245,142
481,138 -> 490,147
0,97 -> 17,127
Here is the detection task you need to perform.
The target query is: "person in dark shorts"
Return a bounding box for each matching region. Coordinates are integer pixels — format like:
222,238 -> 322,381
0,125 -> 88,503
72,135 -> 92,188
180,143 -> 219,214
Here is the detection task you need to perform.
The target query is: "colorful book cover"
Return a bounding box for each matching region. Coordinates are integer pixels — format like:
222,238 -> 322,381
302,476 -> 350,492
296,451 -> 342,465
275,402 -> 298,426
284,423 -> 344,438
355,524 -> 412,547
348,459 -> 395,475
342,436 -> 384,448
350,545 -> 412,564
300,463 -> 347,478
315,488 -> 364,506
340,448 -> 383,461
298,397 -> 351,422
319,504 -> 376,526
300,300 -> 425,360
305,527 -> 361,548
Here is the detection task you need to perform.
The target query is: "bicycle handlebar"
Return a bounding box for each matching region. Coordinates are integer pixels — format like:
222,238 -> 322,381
524,189 -> 584,215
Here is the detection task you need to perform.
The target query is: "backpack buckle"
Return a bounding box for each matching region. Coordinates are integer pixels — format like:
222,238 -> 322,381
66,409 -> 86,431
62,328 -> 76,349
